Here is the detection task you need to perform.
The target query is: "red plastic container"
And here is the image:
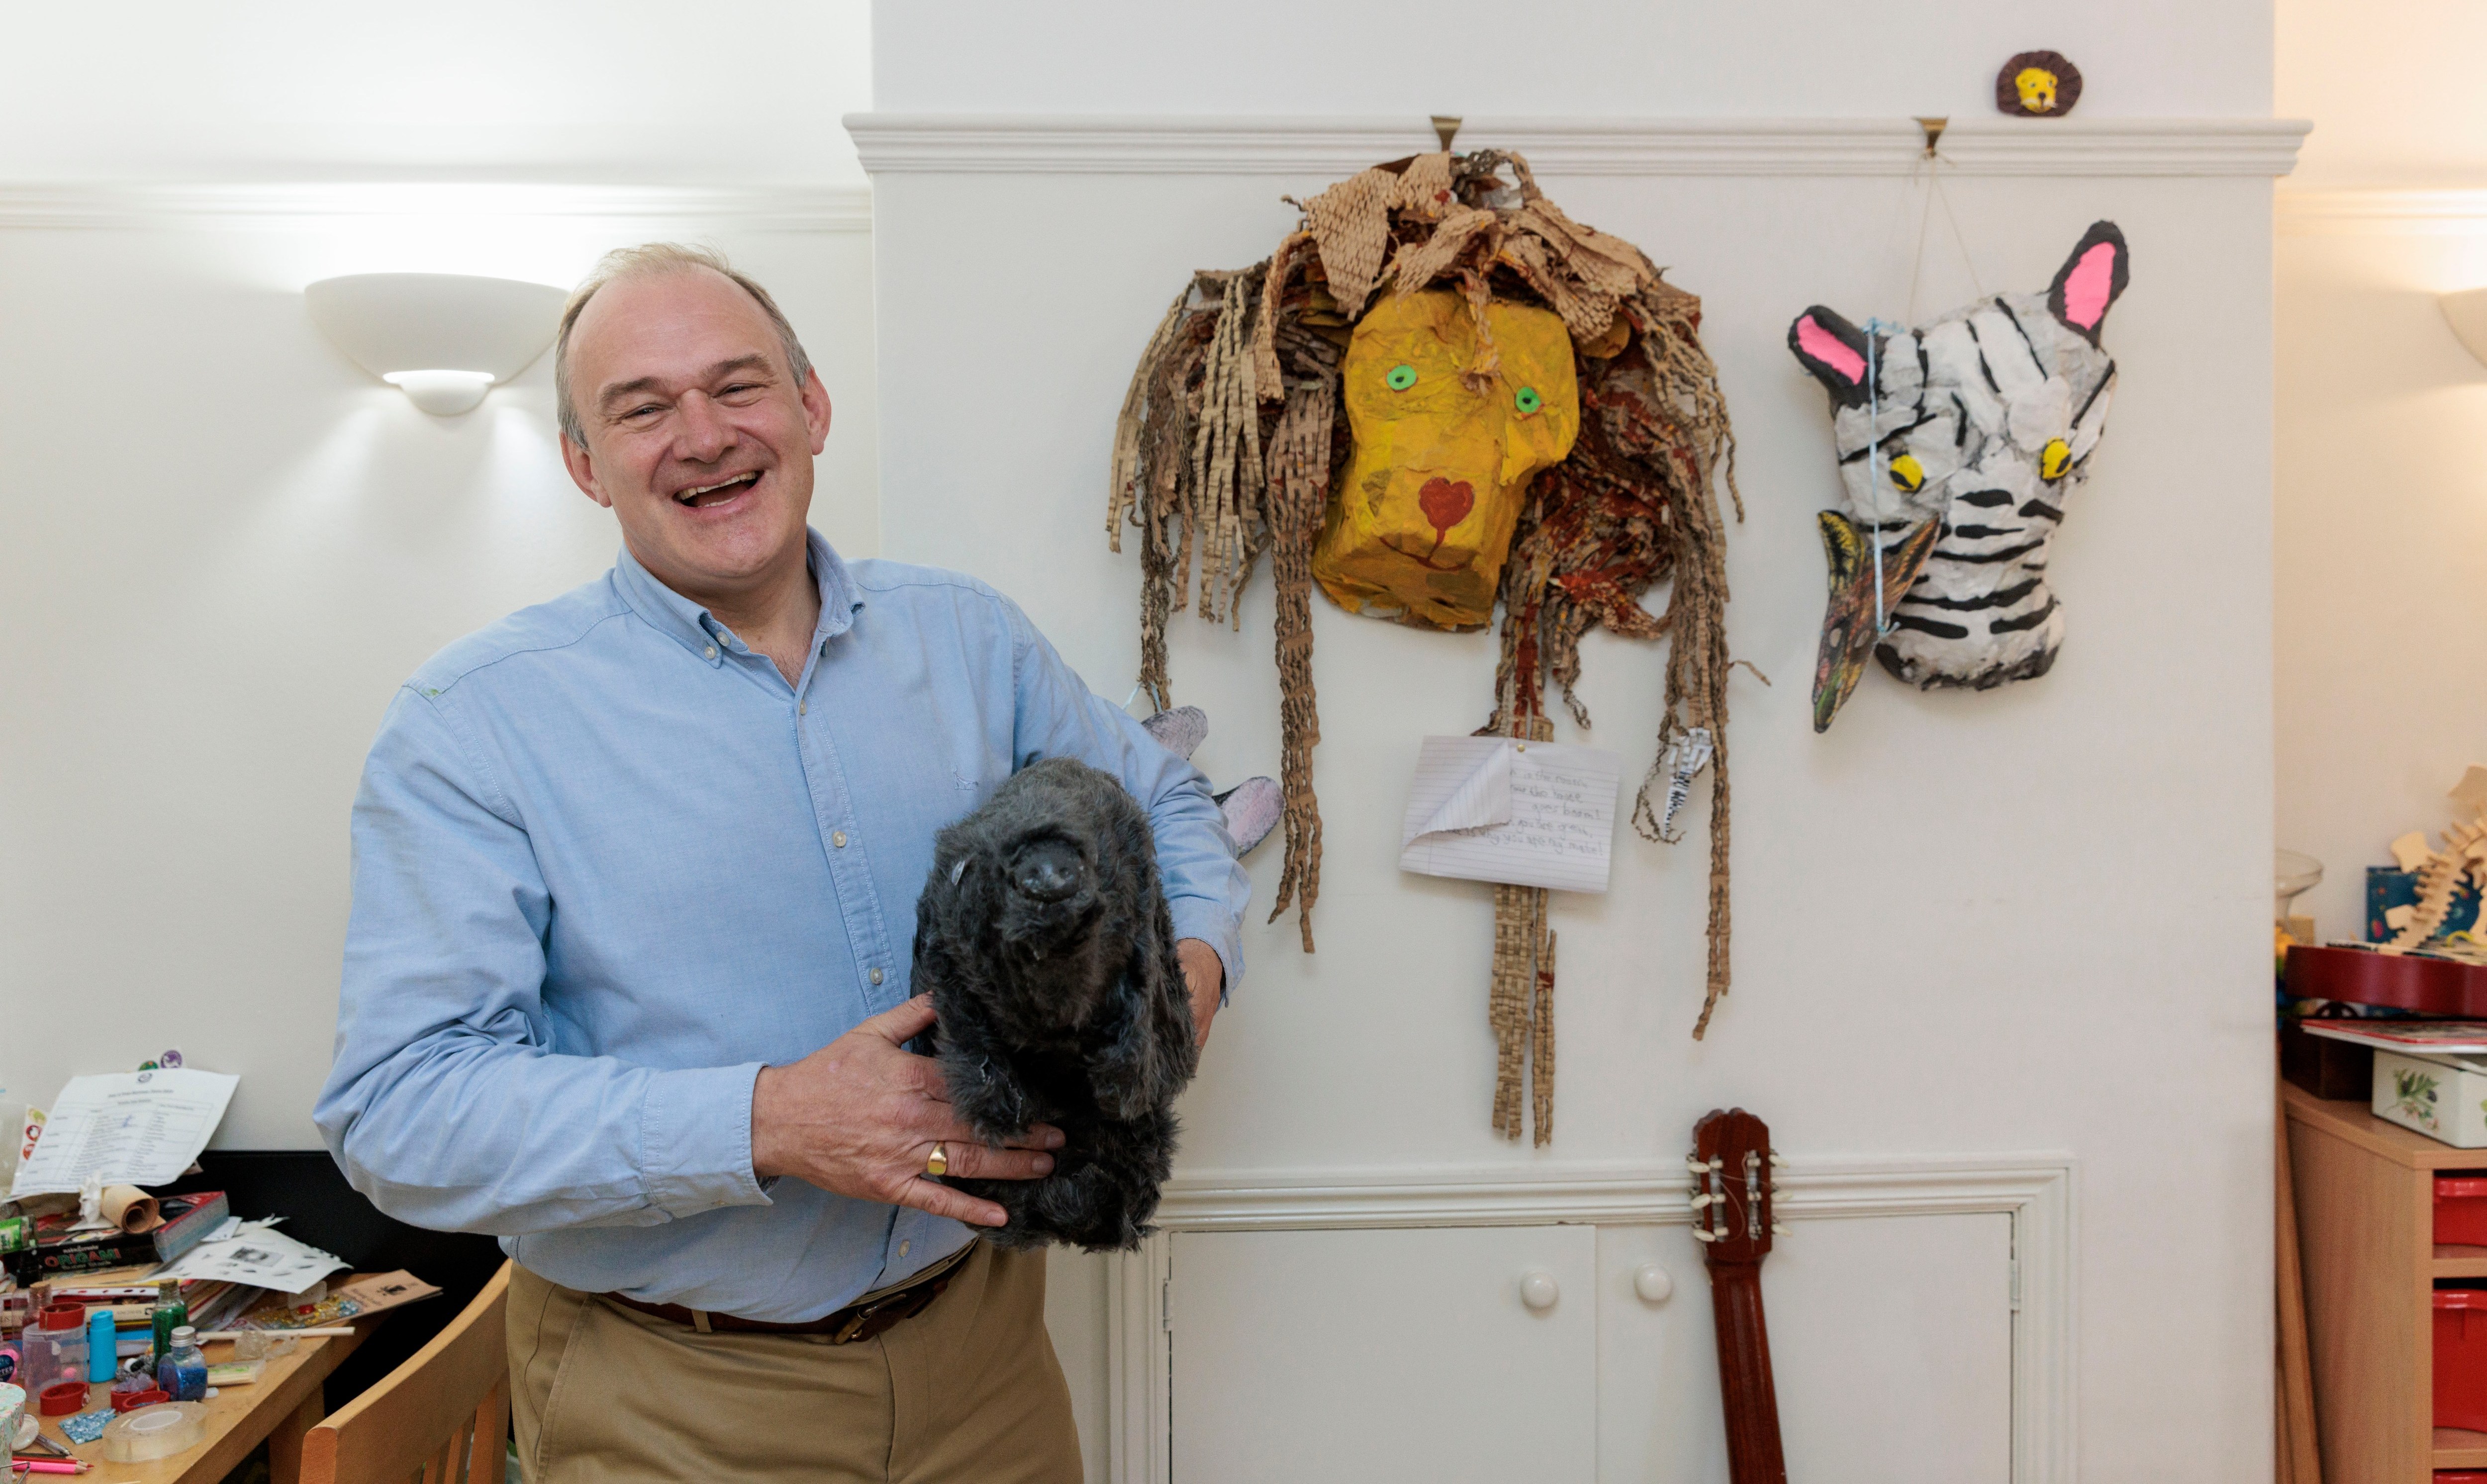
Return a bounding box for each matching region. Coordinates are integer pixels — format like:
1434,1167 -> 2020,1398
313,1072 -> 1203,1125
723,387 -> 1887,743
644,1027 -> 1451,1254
2438,1291 -> 2487,1429
2441,1177 -> 2487,1246
2439,1474 -> 2487,1483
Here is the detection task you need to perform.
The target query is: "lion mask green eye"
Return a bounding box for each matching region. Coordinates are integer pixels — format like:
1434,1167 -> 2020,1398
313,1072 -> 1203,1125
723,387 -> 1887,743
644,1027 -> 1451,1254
1515,386 -> 1542,415
1386,364 -> 1418,391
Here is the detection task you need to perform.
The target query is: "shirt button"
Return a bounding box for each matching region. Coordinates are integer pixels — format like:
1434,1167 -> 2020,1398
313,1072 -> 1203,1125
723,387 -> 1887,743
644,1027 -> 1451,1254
833,831 -> 848,848
703,645 -> 717,659
899,1240 -> 911,1258
870,967 -> 885,985
798,701 -> 807,716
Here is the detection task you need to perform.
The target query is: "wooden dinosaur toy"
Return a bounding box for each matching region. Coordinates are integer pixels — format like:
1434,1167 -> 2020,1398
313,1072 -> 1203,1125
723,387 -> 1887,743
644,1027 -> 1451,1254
2381,765 -> 2487,954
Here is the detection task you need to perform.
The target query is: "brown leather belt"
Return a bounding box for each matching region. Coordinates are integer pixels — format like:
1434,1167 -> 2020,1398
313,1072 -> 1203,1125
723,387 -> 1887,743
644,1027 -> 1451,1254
595,1240 -> 975,1343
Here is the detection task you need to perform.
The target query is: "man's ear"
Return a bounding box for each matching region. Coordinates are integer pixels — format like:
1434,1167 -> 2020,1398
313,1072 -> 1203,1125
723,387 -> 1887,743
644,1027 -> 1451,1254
560,430 -> 614,509
2048,220 -> 2129,345
802,368 -> 833,456
1788,306 -> 1875,409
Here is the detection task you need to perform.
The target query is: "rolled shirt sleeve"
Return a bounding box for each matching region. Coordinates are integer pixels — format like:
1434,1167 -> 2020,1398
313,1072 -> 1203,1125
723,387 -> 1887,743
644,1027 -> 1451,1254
314,687 -> 772,1236
1002,600 -> 1253,995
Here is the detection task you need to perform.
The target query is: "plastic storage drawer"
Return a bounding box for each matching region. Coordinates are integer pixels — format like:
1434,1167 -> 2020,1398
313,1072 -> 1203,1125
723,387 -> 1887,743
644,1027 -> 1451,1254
2441,1176 -> 2487,1246
2437,1291 -> 2487,1431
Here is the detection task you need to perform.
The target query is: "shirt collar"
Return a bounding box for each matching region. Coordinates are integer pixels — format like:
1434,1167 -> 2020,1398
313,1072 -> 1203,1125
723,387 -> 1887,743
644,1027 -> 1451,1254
613,529 -> 865,665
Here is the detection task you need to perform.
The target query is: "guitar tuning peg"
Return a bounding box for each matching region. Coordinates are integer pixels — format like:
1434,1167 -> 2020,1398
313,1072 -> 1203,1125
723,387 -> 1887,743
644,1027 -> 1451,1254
1685,1157 -> 1710,1175
1688,1194 -> 1715,1209
1769,1153 -> 1788,1169
1771,1222 -> 1790,1236
1691,1228 -> 1719,1243
1709,1157 -> 1724,1170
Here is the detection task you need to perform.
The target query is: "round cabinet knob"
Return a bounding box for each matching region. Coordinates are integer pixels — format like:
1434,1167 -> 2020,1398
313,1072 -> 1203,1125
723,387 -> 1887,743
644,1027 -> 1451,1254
1518,1270 -> 1559,1311
1632,1262 -> 1675,1304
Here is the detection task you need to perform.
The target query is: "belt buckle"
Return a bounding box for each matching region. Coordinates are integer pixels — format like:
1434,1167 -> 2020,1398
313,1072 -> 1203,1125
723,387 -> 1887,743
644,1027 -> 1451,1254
830,1293 -> 891,1344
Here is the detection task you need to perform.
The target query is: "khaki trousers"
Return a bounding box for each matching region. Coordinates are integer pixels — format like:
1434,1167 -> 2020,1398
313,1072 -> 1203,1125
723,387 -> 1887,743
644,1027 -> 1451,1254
507,1244 -> 1083,1483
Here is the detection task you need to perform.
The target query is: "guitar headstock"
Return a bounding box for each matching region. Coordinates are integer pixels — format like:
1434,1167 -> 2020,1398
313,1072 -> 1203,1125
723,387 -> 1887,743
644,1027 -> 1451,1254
1689,1108 -> 1786,1263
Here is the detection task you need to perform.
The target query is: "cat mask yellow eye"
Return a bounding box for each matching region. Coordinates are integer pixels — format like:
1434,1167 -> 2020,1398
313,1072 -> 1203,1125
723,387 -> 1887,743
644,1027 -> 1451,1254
2039,438 -> 2072,481
1886,453 -> 1925,492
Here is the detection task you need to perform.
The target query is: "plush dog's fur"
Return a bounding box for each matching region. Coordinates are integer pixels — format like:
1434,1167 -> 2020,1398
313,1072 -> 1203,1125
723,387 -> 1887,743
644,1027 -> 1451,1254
915,757 -> 1198,1251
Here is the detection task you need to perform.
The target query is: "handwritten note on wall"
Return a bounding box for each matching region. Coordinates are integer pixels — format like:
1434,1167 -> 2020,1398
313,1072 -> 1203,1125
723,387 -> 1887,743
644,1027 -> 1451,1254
1398,736 -> 1623,894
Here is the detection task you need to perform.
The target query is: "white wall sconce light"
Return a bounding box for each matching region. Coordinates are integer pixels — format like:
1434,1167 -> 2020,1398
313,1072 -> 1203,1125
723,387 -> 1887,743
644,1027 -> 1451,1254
2441,287 -> 2487,369
304,273 -> 569,415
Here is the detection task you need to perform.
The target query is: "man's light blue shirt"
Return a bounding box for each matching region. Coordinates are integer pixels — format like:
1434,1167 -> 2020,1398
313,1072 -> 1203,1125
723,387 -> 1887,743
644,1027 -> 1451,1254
314,531 -> 1248,1322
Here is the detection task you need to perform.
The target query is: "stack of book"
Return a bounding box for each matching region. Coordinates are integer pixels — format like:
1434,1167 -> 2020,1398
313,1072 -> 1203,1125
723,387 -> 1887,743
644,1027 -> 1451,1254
2,1190 -> 229,1282
33,1270 -> 264,1333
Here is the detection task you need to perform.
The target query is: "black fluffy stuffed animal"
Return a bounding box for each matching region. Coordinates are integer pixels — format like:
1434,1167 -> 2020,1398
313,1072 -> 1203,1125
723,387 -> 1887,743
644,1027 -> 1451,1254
915,756 -> 1199,1251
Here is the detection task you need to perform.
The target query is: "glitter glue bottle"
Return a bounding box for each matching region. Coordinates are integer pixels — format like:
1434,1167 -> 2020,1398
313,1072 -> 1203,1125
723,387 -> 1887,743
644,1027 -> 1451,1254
86,1307 -> 115,1382
152,1300 -> 184,1368
157,1325 -> 206,1402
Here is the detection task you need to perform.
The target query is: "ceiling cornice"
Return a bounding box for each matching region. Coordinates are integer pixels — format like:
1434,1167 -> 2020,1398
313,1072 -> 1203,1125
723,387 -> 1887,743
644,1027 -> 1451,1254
847,113 -> 2309,179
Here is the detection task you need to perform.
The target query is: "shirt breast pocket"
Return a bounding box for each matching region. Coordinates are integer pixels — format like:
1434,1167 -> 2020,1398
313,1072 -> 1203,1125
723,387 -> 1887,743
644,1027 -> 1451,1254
920,737 -> 1007,826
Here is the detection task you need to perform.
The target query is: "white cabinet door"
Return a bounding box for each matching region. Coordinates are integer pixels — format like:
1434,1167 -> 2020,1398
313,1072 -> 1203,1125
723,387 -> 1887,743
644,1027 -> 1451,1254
1596,1212 -> 2014,1483
1768,1211 -> 2014,1483
1169,1225 -> 1599,1484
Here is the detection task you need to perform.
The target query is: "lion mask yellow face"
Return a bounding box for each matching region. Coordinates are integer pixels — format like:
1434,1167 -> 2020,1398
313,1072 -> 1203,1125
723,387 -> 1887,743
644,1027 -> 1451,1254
1311,288 -> 1580,630
2014,66 -> 2059,113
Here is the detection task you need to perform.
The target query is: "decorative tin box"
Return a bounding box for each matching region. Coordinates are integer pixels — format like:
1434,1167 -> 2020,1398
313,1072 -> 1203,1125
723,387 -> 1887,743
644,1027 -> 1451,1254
2374,1048 -> 2487,1148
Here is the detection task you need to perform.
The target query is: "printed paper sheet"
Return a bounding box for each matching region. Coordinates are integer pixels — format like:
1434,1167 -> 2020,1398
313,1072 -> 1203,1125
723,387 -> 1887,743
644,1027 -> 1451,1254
9,1069 -> 239,1198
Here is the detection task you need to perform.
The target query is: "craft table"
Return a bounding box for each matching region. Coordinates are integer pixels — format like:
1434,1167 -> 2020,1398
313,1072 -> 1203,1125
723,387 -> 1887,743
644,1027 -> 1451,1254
25,1281 -> 386,1484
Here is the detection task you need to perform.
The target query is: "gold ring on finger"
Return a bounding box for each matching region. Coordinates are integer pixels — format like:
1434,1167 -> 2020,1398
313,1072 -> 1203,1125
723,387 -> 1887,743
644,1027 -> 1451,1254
926,1142 -> 948,1178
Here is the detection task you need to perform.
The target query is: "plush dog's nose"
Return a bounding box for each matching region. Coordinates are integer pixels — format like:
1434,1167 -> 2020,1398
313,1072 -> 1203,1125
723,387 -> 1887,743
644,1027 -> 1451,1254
1011,843 -> 1084,902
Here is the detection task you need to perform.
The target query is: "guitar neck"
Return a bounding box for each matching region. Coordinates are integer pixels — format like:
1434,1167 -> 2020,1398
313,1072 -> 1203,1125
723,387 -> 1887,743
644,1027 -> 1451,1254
1705,1257 -> 1788,1484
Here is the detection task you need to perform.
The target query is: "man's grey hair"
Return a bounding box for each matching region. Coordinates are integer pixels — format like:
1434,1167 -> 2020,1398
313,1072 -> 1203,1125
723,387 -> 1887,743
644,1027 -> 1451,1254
553,243 -> 814,448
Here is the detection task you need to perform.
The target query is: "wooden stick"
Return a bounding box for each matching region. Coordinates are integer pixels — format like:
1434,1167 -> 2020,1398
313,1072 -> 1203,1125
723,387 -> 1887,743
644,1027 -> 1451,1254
196,1327 -> 355,1340
2276,1091 -> 2323,1484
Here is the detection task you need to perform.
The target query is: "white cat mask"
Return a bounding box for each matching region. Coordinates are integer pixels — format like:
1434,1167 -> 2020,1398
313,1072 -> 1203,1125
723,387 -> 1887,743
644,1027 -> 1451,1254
1788,221 -> 2129,732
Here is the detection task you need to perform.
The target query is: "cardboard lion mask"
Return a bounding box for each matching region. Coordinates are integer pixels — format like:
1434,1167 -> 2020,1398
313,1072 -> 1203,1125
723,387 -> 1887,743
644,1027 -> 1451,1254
1108,150 -> 1743,1140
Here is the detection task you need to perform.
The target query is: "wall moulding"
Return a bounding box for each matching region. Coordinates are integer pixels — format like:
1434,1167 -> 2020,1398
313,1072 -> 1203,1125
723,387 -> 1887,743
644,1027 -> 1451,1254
1104,1154 -> 2076,1484
2278,188 -> 2487,235
0,183 -> 873,232
846,113 -> 2307,179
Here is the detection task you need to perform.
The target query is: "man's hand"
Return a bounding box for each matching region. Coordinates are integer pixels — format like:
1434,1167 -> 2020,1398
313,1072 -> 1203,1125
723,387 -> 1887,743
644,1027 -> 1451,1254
1177,938 -> 1223,1048
750,995 -> 1062,1228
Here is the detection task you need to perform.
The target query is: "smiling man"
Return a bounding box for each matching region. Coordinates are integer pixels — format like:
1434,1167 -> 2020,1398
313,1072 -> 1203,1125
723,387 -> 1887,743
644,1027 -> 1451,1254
315,244 -> 1248,1483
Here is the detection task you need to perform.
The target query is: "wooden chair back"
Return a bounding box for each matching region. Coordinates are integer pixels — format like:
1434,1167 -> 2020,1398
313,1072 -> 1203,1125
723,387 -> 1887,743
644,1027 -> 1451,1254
301,1261 -> 512,1484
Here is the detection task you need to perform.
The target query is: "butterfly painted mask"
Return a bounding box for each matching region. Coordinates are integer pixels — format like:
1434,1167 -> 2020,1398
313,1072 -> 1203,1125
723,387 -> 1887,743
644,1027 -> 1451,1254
1787,221 -> 2129,732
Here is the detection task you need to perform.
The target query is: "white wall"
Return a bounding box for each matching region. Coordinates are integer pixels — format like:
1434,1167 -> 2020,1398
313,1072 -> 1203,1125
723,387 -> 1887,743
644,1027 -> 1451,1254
2272,220 -> 2487,939
2278,0 -> 2487,939
876,0 -> 2269,116
867,3 -> 2280,1478
4,1 -> 871,186
0,1 -> 879,1150
2271,0 -> 2487,941
2277,0 -> 2487,190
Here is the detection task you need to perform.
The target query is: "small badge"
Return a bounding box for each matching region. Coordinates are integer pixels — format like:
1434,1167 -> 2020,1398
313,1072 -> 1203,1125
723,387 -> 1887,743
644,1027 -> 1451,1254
1996,50 -> 2082,117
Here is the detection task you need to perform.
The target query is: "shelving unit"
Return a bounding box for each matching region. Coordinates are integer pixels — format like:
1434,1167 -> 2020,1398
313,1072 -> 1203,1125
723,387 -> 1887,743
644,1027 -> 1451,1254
2285,1082 -> 2487,1480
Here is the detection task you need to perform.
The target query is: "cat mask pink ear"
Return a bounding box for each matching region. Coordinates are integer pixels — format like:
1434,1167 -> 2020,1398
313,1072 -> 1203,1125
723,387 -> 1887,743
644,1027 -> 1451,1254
2048,221 -> 2128,345
1788,306 -> 1875,409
